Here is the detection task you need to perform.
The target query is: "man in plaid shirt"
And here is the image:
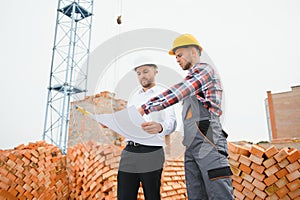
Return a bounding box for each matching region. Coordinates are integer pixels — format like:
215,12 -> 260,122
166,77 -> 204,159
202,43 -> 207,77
139,34 -> 234,199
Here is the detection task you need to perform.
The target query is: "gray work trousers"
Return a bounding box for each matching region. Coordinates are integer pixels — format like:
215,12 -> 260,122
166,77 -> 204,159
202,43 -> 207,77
182,97 -> 234,200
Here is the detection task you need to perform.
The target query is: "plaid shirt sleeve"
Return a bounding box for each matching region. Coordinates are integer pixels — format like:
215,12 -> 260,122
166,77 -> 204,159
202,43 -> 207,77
141,63 -> 223,116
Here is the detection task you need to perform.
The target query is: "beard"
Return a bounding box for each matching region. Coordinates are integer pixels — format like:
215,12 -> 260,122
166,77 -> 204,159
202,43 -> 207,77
140,79 -> 152,88
183,62 -> 193,70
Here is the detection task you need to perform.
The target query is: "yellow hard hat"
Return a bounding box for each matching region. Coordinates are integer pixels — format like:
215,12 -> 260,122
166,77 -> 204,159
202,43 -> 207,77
169,34 -> 202,55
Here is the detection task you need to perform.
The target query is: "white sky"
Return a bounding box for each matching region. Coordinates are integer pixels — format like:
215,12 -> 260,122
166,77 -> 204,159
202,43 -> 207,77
0,0 -> 299,149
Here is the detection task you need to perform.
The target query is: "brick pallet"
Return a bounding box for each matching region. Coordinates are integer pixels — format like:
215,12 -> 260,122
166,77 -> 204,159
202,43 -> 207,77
229,142 -> 300,199
67,141 -> 122,199
0,141 -> 68,200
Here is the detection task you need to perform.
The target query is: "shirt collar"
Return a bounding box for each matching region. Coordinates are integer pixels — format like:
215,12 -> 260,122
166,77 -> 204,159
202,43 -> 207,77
189,62 -> 208,72
138,86 -> 156,94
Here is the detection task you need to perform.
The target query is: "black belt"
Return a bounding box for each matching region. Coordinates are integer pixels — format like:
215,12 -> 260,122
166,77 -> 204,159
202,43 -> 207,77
125,141 -> 162,153
127,141 -> 141,146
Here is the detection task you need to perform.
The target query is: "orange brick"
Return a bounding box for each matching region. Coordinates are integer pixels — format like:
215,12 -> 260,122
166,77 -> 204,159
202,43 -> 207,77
15,177 -> 24,186
242,187 -> 255,199
239,155 -> 252,166
232,180 -> 244,192
0,181 -> 9,190
15,157 -> 24,167
265,164 -> 280,176
239,163 -> 252,174
276,185 -> 289,198
275,176 -> 288,189
22,151 -> 32,160
286,170 -> 300,182
264,184 -> 279,196
288,188 -> 300,199
230,165 -> 241,176
7,187 -> 19,198
241,172 -> 254,183
266,193 -> 279,200
229,158 -> 240,168
249,154 -> 264,165
275,168 -> 288,179
251,170 -> 265,182
22,156 -> 30,166
287,149 -> 300,163
6,159 -> 16,169
287,179 -> 300,192
242,180 -> 254,191
250,144 -> 265,157
0,153 -> 8,162
0,167 -> 9,177
250,162 -> 265,174
228,151 -> 240,161
16,184 -> 25,196
252,179 -> 266,191
0,189 -> 18,200
228,142 -> 250,156
231,175 -> 243,183
285,161 -> 300,173
234,189 -> 245,200
30,149 -> 39,158
265,193 -> 279,200
265,145 -> 279,158
8,153 -> 17,162
253,187 -> 267,199
278,158 -> 290,168
24,190 -> 34,199
274,148 -> 289,163
264,174 -> 278,186
263,157 -> 277,168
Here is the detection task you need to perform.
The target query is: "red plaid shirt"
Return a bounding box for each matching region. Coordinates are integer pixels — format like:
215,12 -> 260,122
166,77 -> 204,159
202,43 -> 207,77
141,63 -> 223,116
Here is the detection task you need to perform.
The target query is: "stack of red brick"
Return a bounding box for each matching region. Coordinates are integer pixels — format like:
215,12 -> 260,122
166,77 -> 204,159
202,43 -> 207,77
67,141 -> 187,200
229,142 -> 300,199
67,141 -> 122,199
137,159 -> 187,200
1,140 -> 300,199
0,141 -> 68,199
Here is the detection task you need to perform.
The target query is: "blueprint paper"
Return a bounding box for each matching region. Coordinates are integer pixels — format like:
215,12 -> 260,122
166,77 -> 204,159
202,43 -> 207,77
94,106 -> 162,145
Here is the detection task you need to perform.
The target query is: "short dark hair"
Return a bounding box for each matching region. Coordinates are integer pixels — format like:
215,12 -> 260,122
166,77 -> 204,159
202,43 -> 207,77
134,64 -> 157,71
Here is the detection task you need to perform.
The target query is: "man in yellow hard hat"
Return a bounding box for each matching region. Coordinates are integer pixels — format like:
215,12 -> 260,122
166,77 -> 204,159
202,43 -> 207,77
138,34 -> 234,199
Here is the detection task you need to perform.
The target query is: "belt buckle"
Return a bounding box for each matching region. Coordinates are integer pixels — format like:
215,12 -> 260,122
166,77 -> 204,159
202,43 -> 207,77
128,141 -> 139,146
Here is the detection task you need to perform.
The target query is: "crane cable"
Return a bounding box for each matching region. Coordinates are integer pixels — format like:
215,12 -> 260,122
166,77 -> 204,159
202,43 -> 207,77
113,0 -> 123,93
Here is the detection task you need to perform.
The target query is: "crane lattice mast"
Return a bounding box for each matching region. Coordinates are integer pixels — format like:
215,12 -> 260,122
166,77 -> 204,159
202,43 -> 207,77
43,0 -> 94,154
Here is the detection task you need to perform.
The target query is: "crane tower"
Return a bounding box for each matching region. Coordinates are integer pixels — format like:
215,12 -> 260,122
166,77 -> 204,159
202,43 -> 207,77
43,0 -> 94,153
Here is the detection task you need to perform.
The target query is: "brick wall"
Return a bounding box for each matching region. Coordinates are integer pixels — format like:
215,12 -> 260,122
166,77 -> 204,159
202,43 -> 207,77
266,85 -> 300,140
68,91 -> 127,147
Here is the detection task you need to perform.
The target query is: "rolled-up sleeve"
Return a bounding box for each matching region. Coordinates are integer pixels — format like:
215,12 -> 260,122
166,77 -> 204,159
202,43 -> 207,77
141,63 -> 223,116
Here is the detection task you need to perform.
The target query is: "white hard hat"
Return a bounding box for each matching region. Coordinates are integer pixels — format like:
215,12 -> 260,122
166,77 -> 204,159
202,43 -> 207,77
133,56 -> 157,71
